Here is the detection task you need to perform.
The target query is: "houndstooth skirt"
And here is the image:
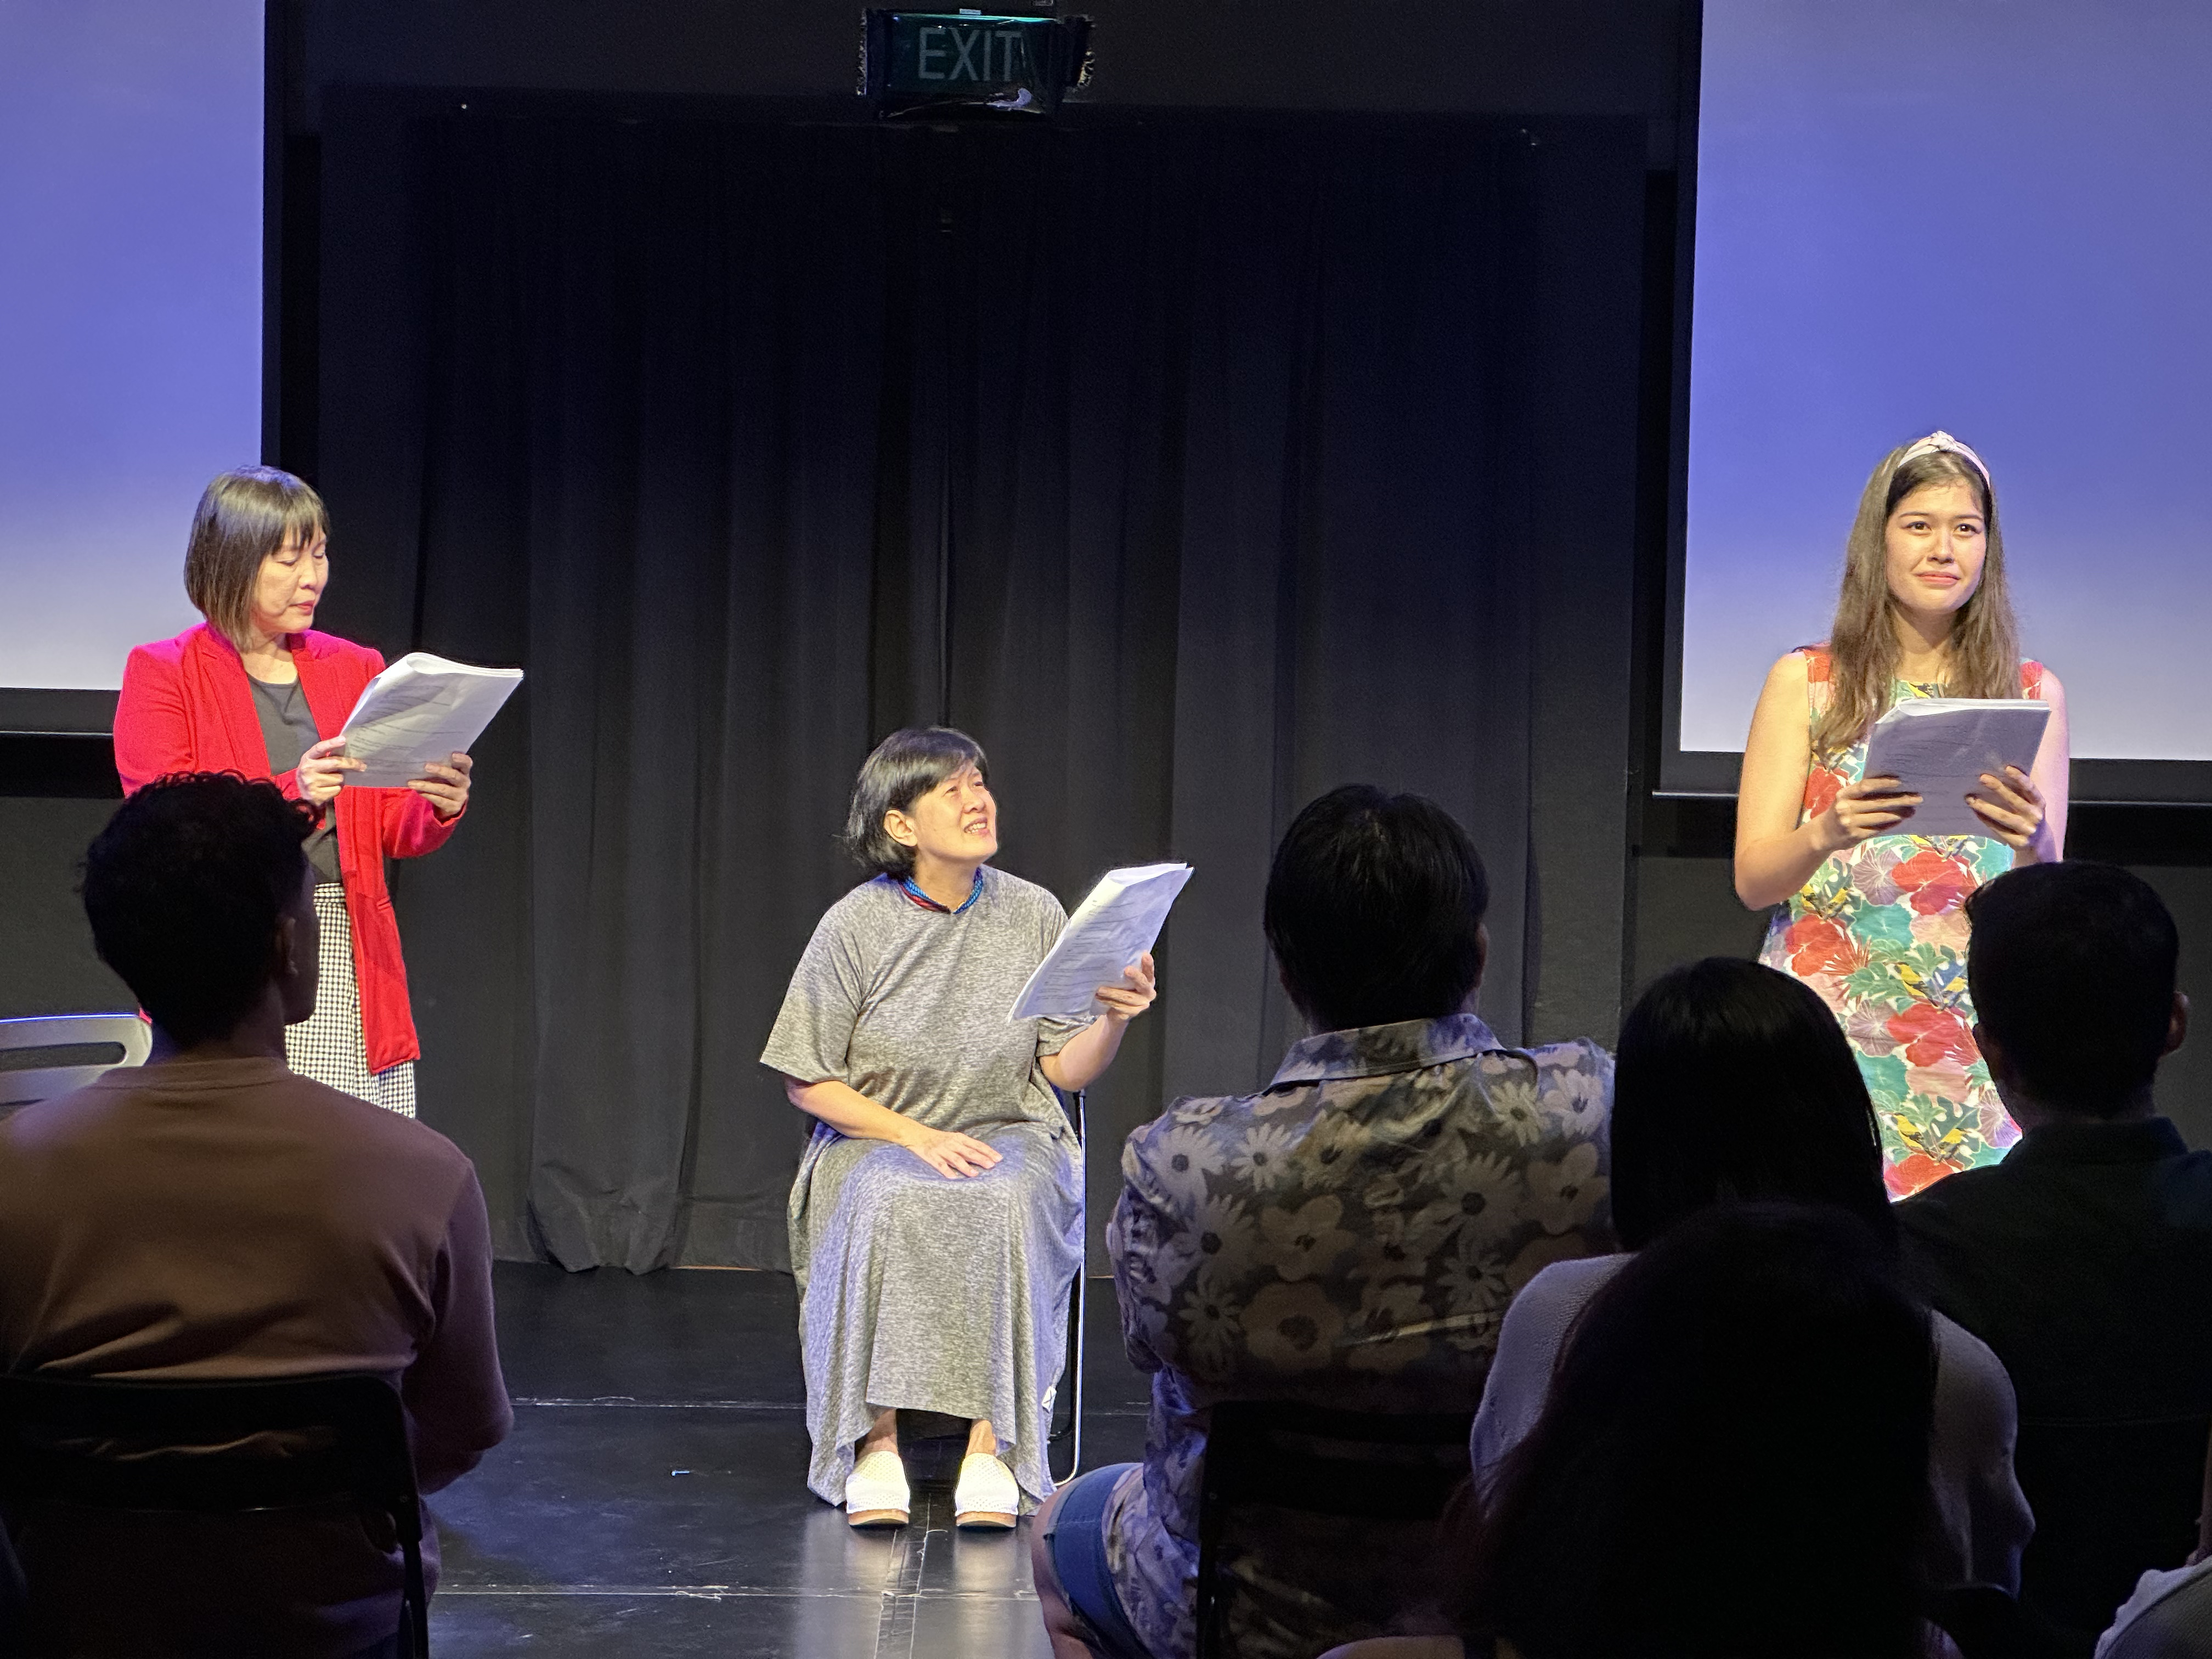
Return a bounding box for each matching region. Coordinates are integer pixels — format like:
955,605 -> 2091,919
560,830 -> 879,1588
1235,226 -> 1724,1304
286,885 -> 416,1116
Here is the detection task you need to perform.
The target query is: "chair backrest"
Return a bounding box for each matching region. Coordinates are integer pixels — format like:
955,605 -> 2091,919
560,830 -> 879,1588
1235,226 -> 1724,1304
2015,1412 -> 2212,1638
1926,1584 -> 2086,1659
0,1371 -> 431,1656
1195,1399 -> 1475,1659
0,1013 -> 151,1113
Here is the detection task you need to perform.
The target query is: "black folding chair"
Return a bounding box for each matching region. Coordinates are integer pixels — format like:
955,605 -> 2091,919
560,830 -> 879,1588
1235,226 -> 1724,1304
1193,1400 -> 1475,1659
1928,1584 -> 2094,1659
2013,1412 -> 2212,1645
0,1372 -> 431,1657
1048,1087 -> 1087,1483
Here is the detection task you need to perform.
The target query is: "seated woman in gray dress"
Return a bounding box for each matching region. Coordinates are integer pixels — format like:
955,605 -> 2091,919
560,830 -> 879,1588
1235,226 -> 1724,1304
761,727 -> 1157,1531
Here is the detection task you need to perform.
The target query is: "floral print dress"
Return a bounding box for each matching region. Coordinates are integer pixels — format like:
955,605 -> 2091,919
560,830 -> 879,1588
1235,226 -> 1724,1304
1759,646 -> 2049,1198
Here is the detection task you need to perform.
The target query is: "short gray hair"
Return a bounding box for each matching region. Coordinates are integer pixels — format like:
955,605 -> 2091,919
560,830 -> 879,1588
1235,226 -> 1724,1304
842,727 -> 989,878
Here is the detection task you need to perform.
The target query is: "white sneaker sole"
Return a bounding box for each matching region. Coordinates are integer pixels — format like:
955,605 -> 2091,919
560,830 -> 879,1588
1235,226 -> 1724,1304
952,1453 -> 1019,1529
846,1448 -> 911,1528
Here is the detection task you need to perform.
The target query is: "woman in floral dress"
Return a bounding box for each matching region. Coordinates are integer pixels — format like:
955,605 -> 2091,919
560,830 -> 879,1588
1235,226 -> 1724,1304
1735,433 -> 2069,1197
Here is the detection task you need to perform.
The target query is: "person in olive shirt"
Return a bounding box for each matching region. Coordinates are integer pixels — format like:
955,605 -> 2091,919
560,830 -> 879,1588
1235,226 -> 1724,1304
1898,861 -> 2209,1640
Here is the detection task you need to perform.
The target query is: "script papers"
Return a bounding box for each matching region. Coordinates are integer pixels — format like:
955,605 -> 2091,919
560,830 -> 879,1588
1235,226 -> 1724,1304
1860,698 -> 2051,839
337,652 -> 524,788
1009,862 -> 1193,1022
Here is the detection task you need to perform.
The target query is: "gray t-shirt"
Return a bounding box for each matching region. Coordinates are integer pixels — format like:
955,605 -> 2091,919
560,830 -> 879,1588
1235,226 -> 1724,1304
760,866 -> 1087,1138
247,676 -> 341,885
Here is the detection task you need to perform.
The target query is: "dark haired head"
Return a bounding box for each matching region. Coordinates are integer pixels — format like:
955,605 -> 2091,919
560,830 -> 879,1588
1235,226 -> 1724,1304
1612,958 -> 1893,1249
1265,786 -> 1489,1034
1455,1203 -> 1934,1659
841,727 -> 989,879
82,774 -> 318,1046
1967,862 -> 2181,1117
183,466 -> 329,648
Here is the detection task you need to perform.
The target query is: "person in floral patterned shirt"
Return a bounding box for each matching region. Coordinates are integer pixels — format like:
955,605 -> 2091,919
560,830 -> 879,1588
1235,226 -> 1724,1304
1029,785 -> 1614,1659
1736,432 -> 2070,1196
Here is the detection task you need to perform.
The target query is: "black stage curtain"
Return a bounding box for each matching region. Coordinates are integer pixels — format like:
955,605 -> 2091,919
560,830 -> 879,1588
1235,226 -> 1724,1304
314,97 -> 1649,1269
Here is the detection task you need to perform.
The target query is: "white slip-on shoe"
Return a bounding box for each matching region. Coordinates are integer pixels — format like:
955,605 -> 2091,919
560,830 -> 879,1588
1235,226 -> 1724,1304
845,1447 -> 910,1528
953,1451 -> 1019,1530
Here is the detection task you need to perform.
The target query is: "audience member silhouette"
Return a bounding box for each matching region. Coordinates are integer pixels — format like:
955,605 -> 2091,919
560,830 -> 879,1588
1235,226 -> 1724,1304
1470,956 -> 2029,1594
1900,861 -> 2211,1638
1327,1203 -> 1942,1659
1033,786 -> 1615,1659
0,774 -> 510,1658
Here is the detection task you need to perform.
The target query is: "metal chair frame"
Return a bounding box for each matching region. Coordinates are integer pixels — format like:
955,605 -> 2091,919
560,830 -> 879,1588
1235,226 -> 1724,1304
0,1013 -> 151,1112
0,1370 -> 432,1657
1048,1087 -> 1087,1483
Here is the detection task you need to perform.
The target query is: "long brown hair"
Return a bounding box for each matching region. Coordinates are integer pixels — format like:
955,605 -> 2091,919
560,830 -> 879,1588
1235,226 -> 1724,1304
1812,442 -> 2022,757
183,466 -> 329,648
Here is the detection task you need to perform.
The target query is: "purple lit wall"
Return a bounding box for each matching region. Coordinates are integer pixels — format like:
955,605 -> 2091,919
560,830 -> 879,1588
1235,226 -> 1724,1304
1682,0 -> 2212,762
0,1 -> 262,691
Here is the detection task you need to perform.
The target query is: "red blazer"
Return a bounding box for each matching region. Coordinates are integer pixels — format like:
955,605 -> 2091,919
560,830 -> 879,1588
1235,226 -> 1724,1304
114,624 -> 461,1074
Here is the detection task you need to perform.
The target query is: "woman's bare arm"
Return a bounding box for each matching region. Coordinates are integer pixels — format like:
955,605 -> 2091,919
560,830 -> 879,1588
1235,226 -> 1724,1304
1734,653 -> 1921,910
2025,669 -> 2069,858
1038,954 -> 1156,1093
782,1075 -> 1001,1180
1735,654 -> 1834,908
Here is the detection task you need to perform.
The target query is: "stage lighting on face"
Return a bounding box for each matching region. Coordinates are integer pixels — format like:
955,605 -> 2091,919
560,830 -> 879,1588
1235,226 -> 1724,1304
861,10 -> 1092,117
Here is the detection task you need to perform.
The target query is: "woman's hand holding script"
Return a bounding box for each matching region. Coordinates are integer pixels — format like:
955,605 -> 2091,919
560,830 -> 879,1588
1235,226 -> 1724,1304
296,735 -> 364,807
1964,764 -> 2051,855
1813,775 -> 1922,853
407,752 -> 474,821
1094,952 -> 1157,1024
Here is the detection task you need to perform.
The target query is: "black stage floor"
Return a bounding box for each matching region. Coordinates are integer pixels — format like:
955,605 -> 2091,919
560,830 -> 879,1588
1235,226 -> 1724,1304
427,1262 -> 1151,1657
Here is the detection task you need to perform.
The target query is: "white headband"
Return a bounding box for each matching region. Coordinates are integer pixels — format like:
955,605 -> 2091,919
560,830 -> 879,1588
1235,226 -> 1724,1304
1895,430 -> 1991,486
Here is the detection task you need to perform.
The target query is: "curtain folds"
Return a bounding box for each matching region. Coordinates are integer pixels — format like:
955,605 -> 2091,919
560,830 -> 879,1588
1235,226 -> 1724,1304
321,100 -> 1645,1269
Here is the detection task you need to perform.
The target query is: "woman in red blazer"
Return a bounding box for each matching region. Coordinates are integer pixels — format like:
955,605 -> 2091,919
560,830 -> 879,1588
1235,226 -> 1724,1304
113,467 -> 472,1114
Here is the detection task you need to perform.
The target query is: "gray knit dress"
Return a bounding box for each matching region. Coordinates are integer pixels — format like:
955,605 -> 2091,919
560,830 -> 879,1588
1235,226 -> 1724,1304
760,866 -> 1087,1510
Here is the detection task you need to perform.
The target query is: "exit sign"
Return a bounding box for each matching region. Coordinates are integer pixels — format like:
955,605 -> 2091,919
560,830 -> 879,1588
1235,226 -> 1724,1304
862,12 -> 1092,116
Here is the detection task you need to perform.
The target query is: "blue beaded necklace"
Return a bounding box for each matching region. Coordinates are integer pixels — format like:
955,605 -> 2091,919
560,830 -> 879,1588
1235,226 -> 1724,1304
899,869 -> 983,915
